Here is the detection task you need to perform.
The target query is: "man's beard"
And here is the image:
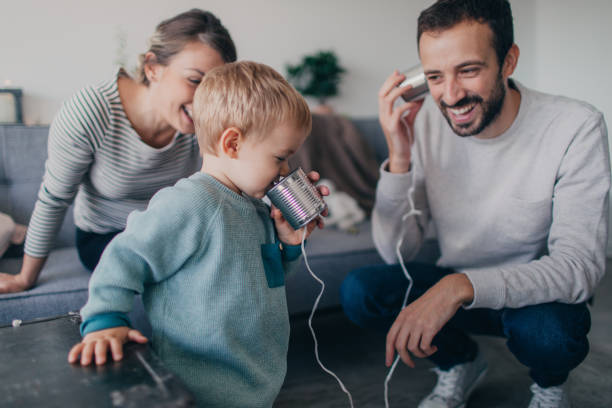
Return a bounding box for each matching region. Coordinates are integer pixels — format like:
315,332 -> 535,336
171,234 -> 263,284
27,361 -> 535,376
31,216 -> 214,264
439,72 -> 506,137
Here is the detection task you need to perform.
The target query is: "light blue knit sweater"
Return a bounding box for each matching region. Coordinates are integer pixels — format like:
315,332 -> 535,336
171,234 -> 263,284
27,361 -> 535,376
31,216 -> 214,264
80,172 -> 302,407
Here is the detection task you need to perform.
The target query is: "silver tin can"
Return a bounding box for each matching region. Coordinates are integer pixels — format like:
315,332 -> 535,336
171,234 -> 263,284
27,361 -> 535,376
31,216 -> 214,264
398,64 -> 428,102
266,167 -> 326,230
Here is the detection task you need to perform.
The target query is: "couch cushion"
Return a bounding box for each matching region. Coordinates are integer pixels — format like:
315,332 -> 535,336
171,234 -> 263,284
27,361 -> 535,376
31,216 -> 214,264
284,220 -> 440,314
0,247 -> 152,335
0,247 -> 89,325
306,219 -> 377,257
286,246 -> 383,314
289,221 -> 383,314
351,118 -> 388,164
0,125 -> 75,249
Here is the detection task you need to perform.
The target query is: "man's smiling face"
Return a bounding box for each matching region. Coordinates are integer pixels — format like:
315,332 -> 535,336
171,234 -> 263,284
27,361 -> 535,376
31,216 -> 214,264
419,20 -> 507,137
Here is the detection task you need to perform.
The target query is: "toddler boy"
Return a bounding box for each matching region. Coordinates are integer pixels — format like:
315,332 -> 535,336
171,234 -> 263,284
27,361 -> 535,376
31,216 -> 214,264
68,61 -> 326,407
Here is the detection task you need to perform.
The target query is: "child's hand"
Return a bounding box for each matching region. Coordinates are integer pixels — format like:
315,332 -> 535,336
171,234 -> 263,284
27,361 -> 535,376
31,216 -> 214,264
67,326 -> 148,366
271,171 -> 329,246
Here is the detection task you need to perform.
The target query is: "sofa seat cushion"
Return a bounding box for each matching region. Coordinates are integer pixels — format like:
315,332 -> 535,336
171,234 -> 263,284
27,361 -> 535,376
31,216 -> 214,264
0,247 -> 152,335
306,219 -> 377,257
285,220 -> 440,314
286,220 -> 383,314
0,248 -> 90,325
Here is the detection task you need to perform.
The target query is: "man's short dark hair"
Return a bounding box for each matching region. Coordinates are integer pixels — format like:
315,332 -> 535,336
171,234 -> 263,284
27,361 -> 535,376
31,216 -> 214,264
417,0 -> 514,67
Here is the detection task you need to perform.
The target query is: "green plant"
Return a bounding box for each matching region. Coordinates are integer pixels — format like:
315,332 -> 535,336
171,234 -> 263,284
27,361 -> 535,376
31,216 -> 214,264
286,50 -> 346,105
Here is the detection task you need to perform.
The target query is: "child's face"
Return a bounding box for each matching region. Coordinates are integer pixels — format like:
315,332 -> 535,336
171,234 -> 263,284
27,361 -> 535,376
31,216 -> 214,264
234,122 -> 308,199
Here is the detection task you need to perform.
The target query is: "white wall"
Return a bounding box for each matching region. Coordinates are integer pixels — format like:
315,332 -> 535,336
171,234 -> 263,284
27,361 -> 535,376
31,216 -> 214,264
527,0 -> 612,126
523,0 -> 612,253
2,1 -> 609,125
1,0 -> 432,124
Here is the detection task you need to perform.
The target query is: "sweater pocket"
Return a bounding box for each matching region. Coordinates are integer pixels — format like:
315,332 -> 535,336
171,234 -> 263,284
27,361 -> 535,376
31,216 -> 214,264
499,197 -> 552,245
261,243 -> 285,288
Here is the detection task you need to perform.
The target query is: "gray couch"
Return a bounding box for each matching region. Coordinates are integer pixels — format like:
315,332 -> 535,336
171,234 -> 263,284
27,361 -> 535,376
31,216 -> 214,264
0,121 -> 438,333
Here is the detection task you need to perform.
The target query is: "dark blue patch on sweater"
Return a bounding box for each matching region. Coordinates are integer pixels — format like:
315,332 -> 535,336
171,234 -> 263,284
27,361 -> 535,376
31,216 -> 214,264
261,243 -> 285,288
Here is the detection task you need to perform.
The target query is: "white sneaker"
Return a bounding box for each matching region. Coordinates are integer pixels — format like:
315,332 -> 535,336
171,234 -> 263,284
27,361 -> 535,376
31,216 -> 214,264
528,383 -> 571,408
418,352 -> 488,408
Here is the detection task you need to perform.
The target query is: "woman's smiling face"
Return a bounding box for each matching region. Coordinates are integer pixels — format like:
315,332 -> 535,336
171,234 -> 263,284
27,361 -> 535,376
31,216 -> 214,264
148,41 -> 226,134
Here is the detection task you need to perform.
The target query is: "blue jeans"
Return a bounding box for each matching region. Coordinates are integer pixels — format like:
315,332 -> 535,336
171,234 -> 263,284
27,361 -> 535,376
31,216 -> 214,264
340,262 -> 591,387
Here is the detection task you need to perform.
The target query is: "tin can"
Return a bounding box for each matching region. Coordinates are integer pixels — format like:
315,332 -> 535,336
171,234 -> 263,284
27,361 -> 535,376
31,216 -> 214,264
398,64 -> 428,102
266,168 -> 327,230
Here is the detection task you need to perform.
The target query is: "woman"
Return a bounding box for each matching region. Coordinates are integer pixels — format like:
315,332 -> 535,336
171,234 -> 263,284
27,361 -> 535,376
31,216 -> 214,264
0,9 -> 236,293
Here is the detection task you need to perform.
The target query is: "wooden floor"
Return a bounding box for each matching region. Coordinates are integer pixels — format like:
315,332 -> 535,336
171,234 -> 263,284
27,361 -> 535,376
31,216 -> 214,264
275,260 -> 612,408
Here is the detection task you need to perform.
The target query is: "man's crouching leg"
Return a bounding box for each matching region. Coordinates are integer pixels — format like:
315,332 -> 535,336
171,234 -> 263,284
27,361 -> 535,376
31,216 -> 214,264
502,301 -> 590,387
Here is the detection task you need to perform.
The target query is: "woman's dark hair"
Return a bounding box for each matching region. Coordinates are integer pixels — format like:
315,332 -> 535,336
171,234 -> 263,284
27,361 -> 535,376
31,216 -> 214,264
135,9 -> 237,85
417,0 -> 514,67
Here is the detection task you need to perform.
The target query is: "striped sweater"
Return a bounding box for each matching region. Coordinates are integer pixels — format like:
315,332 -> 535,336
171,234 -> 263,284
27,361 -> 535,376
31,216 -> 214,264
25,73 -> 200,257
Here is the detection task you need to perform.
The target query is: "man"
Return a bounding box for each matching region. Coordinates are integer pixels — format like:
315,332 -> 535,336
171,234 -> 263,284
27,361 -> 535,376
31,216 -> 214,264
340,0 -> 610,407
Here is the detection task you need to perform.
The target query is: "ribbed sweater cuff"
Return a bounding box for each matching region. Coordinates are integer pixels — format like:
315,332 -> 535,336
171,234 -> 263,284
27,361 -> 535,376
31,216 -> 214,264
460,268 -> 506,310
80,312 -> 131,336
282,243 -> 303,262
377,159 -> 414,201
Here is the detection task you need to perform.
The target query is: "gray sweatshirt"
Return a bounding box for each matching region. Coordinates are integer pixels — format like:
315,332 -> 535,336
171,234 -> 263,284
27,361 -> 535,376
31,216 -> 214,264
372,80 -> 610,309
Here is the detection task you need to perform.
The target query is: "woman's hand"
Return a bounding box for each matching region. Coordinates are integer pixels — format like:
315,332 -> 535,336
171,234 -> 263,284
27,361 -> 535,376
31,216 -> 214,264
0,254 -> 46,294
68,326 -> 148,366
0,272 -> 31,293
378,70 -> 424,174
272,171 -> 329,246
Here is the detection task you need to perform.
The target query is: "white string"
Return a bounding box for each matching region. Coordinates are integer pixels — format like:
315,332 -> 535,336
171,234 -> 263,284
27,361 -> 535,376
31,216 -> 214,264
301,227 -> 355,408
383,170 -> 422,408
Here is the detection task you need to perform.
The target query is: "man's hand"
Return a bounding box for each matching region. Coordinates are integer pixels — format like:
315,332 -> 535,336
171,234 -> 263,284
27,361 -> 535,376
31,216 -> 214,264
68,326 -> 148,366
378,70 -> 424,174
385,273 -> 474,368
0,272 -> 31,293
272,171 -> 329,246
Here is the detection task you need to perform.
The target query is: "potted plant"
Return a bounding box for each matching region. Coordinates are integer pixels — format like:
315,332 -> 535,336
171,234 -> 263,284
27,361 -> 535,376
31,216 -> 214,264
286,50 -> 345,114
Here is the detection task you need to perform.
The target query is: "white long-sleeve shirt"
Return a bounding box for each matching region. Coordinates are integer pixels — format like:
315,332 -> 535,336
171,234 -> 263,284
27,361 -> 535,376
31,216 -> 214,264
25,73 -> 200,257
372,80 -> 610,309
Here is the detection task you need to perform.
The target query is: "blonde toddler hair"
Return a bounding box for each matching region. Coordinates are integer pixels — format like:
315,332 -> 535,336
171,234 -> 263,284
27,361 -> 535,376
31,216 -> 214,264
193,61 -> 312,155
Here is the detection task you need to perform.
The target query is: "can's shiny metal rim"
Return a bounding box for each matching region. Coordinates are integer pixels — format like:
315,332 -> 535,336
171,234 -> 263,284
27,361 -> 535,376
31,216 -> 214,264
266,167 -> 326,230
